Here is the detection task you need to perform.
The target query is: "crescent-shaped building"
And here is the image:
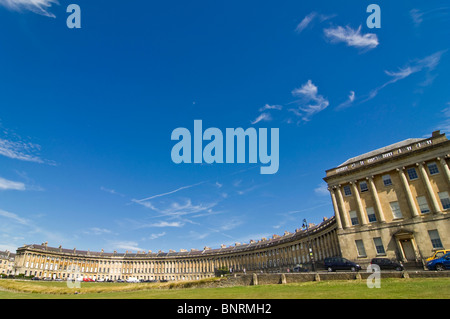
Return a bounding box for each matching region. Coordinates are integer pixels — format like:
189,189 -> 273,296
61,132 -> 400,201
9,131 -> 450,281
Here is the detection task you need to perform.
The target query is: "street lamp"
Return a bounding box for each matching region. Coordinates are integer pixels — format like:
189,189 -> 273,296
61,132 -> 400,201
302,219 -> 316,272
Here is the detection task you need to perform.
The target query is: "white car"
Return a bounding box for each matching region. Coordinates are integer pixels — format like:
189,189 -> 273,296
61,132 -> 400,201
126,277 -> 140,283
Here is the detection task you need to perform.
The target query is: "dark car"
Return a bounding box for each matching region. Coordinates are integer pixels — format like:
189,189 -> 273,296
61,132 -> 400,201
370,258 -> 404,271
293,264 -> 309,272
324,257 -> 361,272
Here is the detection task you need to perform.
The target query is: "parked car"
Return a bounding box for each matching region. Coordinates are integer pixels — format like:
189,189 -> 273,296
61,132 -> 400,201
370,258 -> 404,271
293,264 -> 309,272
324,257 -> 361,272
426,252 -> 450,271
426,250 -> 450,262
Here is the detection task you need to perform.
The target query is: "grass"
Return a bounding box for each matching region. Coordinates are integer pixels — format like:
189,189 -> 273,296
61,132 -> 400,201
0,277 -> 448,299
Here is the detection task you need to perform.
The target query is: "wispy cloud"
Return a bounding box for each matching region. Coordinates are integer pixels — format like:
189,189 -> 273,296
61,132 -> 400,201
0,138 -> 46,164
100,186 -> 125,197
109,240 -> 143,252
143,221 -> 184,228
0,125 -> 55,165
0,0 -> 59,17
289,80 -> 329,121
410,7 -> 449,27
0,176 -> 26,191
435,103 -> 450,134
365,50 -> 445,101
337,90 -> 356,109
324,25 -> 379,50
295,11 -> 336,33
314,182 -> 329,196
133,181 -> 206,202
259,104 -> 282,112
82,227 -> 113,236
0,208 -> 66,249
295,12 -> 317,33
146,232 -> 166,240
0,209 -> 29,225
251,112 -> 272,125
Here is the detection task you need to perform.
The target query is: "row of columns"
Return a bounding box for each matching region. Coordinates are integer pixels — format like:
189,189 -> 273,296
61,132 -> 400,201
329,157 -> 450,230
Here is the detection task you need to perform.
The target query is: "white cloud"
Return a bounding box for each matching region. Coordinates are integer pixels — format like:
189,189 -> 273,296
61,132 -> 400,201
295,12 -> 317,33
366,50 -> 445,101
0,176 -> 26,191
410,9 -> 424,27
337,90 -> 356,109
133,181 -> 206,202
410,7 -> 450,27
251,112 -> 272,125
83,227 -> 113,236
314,183 -> 329,196
258,104 -> 282,112
0,208 -> 66,248
100,186 -> 125,197
295,12 -> 336,33
147,232 -> 166,240
145,221 -> 184,228
0,138 -> 45,163
110,241 -> 143,252
290,80 -> 329,121
435,103 -> 450,134
0,0 -> 59,17
324,25 -> 379,50
0,209 -> 29,225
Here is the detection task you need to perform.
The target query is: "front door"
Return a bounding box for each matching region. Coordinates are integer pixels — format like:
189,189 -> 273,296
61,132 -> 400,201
401,240 -> 416,261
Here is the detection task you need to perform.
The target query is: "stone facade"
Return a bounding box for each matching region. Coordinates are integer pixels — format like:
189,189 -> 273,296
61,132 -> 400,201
13,217 -> 339,280
0,250 -> 16,276
324,131 -> 450,268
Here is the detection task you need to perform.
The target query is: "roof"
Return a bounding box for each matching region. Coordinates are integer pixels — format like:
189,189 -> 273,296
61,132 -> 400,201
338,138 -> 425,167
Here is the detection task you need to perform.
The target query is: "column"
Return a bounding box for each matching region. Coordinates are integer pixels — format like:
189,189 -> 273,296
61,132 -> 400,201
336,186 -> 351,228
329,187 -> 343,229
350,181 -> 368,225
397,168 -> 419,217
367,176 -> 386,223
418,163 -> 442,214
438,157 -> 450,187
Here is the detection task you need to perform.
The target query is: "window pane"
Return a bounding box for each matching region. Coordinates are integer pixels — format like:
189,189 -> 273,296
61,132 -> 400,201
360,182 -> 368,192
366,207 -> 377,222
382,174 -> 392,186
390,201 -> 403,219
428,230 -> 443,249
343,185 -> 352,196
355,240 -> 366,257
416,196 -> 430,214
349,210 -> 359,225
373,237 -> 385,254
407,168 -> 418,180
427,162 -> 439,175
438,192 -> 450,210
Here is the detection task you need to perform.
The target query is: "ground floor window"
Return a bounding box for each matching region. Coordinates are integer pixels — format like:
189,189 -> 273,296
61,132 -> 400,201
373,237 -> 385,255
428,229 -> 443,249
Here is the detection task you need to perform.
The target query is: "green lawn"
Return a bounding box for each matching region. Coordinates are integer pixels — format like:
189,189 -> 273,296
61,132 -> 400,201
0,277 -> 449,299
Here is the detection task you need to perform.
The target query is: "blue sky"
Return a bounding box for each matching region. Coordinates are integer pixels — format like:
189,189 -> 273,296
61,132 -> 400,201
0,0 -> 449,253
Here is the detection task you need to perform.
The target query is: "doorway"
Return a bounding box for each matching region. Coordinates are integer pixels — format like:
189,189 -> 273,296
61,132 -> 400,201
401,240 -> 416,261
